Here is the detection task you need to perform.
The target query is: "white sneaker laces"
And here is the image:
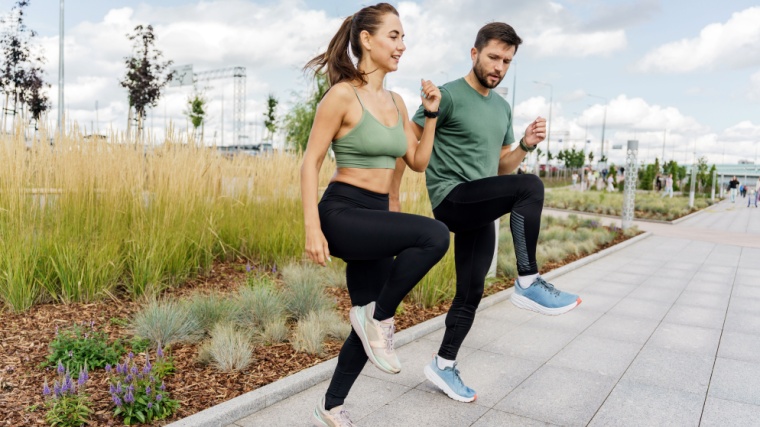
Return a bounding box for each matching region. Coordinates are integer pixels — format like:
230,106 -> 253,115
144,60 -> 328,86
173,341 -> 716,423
337,408 -> 356,426
379,320 -> 395,351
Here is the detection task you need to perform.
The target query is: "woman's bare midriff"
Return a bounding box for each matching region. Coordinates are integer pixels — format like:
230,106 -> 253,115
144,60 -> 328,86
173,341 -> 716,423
331,167 -> 396,194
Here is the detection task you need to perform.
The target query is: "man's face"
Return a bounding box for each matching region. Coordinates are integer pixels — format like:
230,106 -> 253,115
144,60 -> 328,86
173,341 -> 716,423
471,39 -> 515,89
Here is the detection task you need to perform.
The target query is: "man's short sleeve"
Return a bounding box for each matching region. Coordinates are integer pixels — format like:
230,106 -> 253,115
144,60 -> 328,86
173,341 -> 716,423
503,104 -> 516,146
412,86 -> 452,128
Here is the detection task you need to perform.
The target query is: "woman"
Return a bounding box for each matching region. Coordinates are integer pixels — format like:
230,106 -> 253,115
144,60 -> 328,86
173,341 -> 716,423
300,3 -> 447,426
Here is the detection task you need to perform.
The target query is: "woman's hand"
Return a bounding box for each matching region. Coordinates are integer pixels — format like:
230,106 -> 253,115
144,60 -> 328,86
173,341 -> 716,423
420,79 -> 441,113
305,226 -> 331,267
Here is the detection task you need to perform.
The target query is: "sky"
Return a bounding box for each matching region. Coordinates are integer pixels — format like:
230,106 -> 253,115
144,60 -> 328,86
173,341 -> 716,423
7,0 -> 760,166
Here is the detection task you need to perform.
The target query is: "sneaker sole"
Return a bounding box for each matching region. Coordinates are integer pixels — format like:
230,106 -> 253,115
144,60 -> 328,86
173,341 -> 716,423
349,306 -> 400,375
423,364 -> 477,403
312,409 -> 330,427
510,292 -> 581,316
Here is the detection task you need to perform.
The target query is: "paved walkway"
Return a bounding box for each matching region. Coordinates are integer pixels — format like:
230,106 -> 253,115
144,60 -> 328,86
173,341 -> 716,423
190,199 -> 760,426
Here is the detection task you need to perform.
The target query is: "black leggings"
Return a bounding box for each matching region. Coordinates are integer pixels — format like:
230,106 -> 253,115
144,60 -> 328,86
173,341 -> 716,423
432,174 -> 544,360
319,182 -> 450,409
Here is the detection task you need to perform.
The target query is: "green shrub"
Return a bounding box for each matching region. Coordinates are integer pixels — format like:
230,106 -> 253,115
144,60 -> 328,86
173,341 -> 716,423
291,311 -> 326,355
198,323 -> 253,372
183,292 -> 236,336
46,323 -> 124,377
236,284 -> 286,330
132,299 -> 202,347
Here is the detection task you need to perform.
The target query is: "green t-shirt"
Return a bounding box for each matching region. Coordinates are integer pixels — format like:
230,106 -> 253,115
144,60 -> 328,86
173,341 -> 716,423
413,78 -> 516,209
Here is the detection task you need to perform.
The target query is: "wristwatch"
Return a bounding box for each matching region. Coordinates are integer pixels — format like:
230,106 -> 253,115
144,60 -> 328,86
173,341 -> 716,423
519,138 -> 536,152
423,109 -> 439,118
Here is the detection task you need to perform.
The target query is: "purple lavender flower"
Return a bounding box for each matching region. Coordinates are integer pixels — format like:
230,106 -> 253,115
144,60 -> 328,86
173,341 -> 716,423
124,390 -> 134,404
60,379 -> 69,394
156,393 -> 163,402
57,361 -> 65,375
115,382 -> 123,394
42,380 -> 51,396
128,352 -> 134,359
112,395 -> 123,407
246,263 -> 252,273
109,383 -> 116,394
147,402 -> 153,409
77,375 -> 86,387
125,374 -> 133,383
272,263 -> 277,274
144,360 -> 152,372
145,385 -> 151,395
53,381 -> 61,397
157,345 -> 164,359
159,381 -> 166,391
130,365 -> 138,375
105,364 -> 112,373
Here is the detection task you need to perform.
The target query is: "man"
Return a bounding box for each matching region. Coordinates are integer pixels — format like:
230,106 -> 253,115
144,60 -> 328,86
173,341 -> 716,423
392,22 -> 580,402
728,176 -> 739,203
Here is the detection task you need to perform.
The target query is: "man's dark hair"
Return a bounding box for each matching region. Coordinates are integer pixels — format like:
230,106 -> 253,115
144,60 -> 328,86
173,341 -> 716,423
474,22 -> 522,53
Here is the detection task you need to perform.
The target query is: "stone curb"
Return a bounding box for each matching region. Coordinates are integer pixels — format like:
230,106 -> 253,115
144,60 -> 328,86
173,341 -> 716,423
167,231 -> 652,427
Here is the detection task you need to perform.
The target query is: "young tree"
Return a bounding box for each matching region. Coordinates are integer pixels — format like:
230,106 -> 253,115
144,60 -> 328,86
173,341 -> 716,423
184,90 -> 206,144
0,0 -> 47,131
283,73 -> 328,152
263,93 -> 278,141
120,24 -> 174,141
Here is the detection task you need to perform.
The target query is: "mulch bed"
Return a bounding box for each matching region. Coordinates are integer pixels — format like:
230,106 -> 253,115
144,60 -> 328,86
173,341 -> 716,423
0,230 -> 635,426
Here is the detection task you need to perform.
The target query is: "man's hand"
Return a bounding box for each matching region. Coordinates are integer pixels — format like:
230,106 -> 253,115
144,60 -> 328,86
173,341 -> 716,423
523,117 -> 547,148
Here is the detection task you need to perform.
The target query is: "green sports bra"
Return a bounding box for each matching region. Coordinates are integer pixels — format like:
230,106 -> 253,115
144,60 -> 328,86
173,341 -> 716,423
332,86 -> 407,169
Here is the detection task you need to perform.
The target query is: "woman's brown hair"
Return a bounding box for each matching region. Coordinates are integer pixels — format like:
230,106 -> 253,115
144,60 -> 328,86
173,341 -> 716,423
304,3 -> 399,87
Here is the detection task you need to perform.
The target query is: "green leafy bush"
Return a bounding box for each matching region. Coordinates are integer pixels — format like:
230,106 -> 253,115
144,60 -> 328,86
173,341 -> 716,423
46,323 -> 124,377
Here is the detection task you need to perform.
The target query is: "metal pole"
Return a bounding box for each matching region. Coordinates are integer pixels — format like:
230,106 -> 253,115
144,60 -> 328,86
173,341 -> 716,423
534,81 -> 553,176
689,164 -> 697,208
622,140 -> 639,230
57,0 -> 64,140
711,169 -> 716,201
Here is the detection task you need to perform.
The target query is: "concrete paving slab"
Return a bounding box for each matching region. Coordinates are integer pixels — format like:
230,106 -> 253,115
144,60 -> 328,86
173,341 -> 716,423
495,365 -> 617,426
546,334 -> 641,377
583,313 -> 659,344
522,307 -> 603,333
415,350 -> 542,409
708,358 -> 760,406
608,297 -> 672,321
732,284 -> 760,299
588,380 -> 703,427
622,345 -> 714,394
647,322 -> 721,355
627,284 -> 683,303
662,304 -> 727,330
481,324 -> 575,361
358,388 -> 488,427
471,409 -> 558,427
723,309 -> 760,336
569,291 -> 621,313
725,295 -> 760,314
717,331 -> 760,364
685,279 -> 733,296
700,397 -> 760,427
675,289 -> 731,310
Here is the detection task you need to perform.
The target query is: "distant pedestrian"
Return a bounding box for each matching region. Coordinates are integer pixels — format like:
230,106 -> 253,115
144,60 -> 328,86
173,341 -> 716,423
729,176 -> 740,203
572,172 -> 578,189
661,174 -> 673,198
606,174 -> 615,192
749,177 -> 760,208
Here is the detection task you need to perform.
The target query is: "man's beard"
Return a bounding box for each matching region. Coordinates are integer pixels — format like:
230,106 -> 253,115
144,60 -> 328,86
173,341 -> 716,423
473,56 -> 504,89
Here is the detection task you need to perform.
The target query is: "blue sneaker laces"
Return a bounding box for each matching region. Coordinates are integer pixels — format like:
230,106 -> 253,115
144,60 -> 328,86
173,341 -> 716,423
536,277 -> 560,296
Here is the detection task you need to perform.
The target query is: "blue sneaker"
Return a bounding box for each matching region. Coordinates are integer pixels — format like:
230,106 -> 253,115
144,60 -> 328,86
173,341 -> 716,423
511,277 -> 581,315
423,357 -> 476,402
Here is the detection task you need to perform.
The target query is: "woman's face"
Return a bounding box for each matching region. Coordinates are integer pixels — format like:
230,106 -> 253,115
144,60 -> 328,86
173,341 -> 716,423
363,13 -> 406,73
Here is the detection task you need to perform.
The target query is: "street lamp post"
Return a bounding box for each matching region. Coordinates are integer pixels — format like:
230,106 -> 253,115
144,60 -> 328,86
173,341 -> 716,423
533,81 -> 553,177
586,93 -> 607,163
58,0 -> 64,140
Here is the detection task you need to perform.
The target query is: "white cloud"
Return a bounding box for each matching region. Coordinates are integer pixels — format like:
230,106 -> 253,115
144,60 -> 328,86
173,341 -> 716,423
526,28 -> 626,58
636,7 -> 760,73
750,70 -> 760,100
